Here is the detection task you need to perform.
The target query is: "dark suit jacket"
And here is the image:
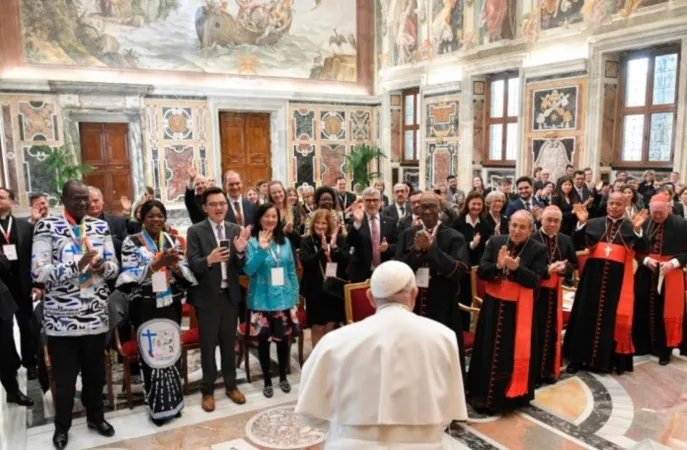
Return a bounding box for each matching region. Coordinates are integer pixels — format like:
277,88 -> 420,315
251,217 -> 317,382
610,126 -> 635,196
397,214 -> 417,234
0,217 -> 35,303
383,202 -> 411,222
101,213 -> 128,261
0,276 -> 17,321
225,197 -> 257,227
336,191 -> 357,211
346,213 -> 397,282
184,188 -> 206,224
186,219 -> 245,308
381,194 -> 390,208
450,214 -> 494,266
673,202 -> 684,217
505,197 -> 545,219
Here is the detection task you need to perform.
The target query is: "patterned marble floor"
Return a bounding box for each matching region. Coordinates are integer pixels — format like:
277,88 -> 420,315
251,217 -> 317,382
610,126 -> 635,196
4,320 -> 687,450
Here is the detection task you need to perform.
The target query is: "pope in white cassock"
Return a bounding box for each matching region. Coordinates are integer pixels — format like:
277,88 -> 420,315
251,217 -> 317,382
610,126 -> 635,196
295,260 -> 468,450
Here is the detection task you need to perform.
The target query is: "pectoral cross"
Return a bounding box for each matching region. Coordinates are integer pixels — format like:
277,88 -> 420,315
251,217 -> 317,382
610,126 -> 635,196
604,245 -> 613,257
142,329 -> 157,357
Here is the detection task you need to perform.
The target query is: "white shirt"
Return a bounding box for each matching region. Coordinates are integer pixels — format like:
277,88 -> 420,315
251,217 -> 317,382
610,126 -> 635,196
395,202 -> 407,218
209,218 -> 229,288
296,305 -> 467,450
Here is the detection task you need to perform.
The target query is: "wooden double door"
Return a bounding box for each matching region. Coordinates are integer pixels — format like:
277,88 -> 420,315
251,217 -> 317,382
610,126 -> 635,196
79,122 -> 133,215
219,112 -> 271,189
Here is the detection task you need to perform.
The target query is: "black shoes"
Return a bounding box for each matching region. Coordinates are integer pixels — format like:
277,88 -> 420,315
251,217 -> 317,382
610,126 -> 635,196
566,363 -> 582,374
263,385 -> 274,398
279,380 -> 291,393
26,366 -> 38,380
659,357 -> 671,366
6,390 -> 34,407
87,420 -> 115,437
52,430 -> 68,449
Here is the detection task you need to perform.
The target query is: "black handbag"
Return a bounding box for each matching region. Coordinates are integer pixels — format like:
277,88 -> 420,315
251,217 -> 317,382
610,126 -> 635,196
320,263 -> 347,301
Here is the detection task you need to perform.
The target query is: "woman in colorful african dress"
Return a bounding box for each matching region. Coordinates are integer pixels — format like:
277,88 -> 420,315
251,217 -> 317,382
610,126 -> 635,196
116,200 -> 197,426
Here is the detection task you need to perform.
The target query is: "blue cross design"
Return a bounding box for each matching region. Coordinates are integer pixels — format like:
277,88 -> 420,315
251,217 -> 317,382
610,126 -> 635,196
64,243 -> 81,262
142,329 -> 157,358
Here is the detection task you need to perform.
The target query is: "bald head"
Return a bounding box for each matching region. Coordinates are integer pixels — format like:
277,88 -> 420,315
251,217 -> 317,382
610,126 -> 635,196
649,194 -> 671,223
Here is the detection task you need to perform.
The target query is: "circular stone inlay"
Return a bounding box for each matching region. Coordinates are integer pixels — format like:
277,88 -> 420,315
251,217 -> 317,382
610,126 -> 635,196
245,405 -> 327,449
167,114 -> 188,133
324,115 -> 342,135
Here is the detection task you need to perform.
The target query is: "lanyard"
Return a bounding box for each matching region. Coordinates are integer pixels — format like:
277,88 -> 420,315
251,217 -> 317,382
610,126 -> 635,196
268,243 -> 281,264
140,229 -> 166,255
0,216 -> 12,243
64,212 -> 92,253
325,243 -> 332,262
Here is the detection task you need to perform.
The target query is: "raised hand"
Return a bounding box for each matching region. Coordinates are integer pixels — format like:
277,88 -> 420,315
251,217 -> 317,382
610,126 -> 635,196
352,204 -> 365,225
496,245 -> 507,269
532,206 -> 543,221
319,231 -> 328,250
596,181 -> 604,191
284,221 -> 294,234
379,237 -> 389,252
159,249 -> 182,268
258,230 -> 272,250
233,226 -> 251,253
187,166 -> 198,181
472,233 -> 481,248
414,230 -> 431,251
505,256 -> 520,271
632,209 -> 649,231
207,247 -> 230,265
78,250 -> 100,272
330,229 -> 339,249
120,196 -> 132,212
31,204 -> 43,223
573,203 -> 589,224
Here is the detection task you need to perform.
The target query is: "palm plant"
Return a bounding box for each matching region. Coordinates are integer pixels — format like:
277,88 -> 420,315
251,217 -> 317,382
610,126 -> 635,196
344,143 -> 386,189
44,145 -> 94,197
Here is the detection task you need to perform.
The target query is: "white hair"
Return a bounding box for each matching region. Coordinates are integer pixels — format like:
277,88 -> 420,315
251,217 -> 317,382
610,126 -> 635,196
362,187 -> 381,198
88,186 -> 103,199
485,190 -> 505,205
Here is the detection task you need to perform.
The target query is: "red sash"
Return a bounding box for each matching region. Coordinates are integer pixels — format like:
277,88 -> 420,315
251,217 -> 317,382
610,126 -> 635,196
589,243 -> 635,354
485,279 -> 534,398
637,254 -> 685,347
540,273 -> 562,378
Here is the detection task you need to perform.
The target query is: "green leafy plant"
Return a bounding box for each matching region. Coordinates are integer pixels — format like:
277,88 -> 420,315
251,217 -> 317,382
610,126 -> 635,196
44,145 -> 94,197
344,143 -> 386,189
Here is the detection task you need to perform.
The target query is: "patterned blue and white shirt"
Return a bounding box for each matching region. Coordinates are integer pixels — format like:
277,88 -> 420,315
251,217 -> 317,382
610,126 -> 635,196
31,215 -> 119,337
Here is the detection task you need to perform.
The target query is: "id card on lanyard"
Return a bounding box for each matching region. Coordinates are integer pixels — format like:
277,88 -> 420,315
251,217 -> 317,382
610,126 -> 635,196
324,244 -> 338,277
65,214 -> 95,297
0,217 -> 17,261
269,244 -> 285,286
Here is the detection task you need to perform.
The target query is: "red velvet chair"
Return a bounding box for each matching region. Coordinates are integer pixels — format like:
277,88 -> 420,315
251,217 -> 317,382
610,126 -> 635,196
180,304 -> 200,395
470,265 -> 486,307
344,279 -> 374,324
113,326 -> 139,409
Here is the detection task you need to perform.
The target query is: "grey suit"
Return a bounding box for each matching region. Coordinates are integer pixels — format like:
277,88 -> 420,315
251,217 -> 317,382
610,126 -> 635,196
187,219 -> 245,395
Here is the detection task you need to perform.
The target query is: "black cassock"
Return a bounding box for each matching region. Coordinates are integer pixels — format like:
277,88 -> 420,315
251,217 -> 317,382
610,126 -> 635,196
563,217 -> 646,373
396,224 -> 470,374
467,235 -> 548,412
531,231 -> 577,382
633,215 -> 687,359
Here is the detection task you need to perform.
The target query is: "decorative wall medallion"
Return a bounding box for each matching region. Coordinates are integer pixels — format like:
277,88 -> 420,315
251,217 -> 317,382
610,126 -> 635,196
245,405 -> 327,449
473,80 -> 485,95
531,86 -> 578,131
320,111 -> 346,140
390,95 -> 402,107
294,109 -> 315,140
162,107 -> 193,140
532,137 -> 575,182
350,110 -> 371,141
604,61 -> 618,78
426,101 -> 459,139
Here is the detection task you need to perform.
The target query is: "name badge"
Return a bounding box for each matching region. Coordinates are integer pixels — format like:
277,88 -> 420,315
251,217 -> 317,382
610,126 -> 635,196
152,271 -> 168,293
271,267 -> 285,286
325,262 -> 338,277
3,244 -> 17,261
416,268 -> 430,288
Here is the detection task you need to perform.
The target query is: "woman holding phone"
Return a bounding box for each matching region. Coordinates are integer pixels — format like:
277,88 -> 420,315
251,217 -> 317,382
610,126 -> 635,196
244,203 -> 300,398
116,200 -> 197,426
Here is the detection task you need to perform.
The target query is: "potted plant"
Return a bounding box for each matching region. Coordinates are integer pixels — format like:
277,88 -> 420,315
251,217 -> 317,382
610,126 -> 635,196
43,145 -> 94,200
344,143 -> 386,190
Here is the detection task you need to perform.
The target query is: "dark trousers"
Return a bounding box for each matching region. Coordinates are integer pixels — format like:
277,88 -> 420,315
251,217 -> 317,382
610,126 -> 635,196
0,316 -> 20,393
48,333 -> 106,432
13,291 -> 38,368
196,291 -> 239,396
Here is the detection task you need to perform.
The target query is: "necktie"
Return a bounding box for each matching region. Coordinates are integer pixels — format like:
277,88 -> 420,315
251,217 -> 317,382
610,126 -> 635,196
217,224 -> 227,282
234,201 -> 243,225
400,206 -> 405,216
525,201 -> 531,212
370,215 -> 381,268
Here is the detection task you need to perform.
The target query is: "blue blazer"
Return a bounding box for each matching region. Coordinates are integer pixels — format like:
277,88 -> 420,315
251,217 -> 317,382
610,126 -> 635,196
505,197 -> 545,220
244,237 -> 299,312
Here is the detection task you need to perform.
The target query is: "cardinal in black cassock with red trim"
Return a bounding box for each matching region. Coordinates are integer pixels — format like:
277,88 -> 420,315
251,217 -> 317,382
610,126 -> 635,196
467,210 -> 548,413
633,194 -> 687,365
532,206 -> 578,384
396,193 -> 470,373
563,192 -> 648,375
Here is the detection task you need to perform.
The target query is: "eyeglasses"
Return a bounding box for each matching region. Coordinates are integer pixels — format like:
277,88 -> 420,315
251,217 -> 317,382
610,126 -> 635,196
419,204 -> 440,211
364,198 -> 380,203
207,202 -> 228,208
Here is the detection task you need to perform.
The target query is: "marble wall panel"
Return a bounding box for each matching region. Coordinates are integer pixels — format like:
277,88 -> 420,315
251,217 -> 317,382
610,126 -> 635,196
473,99 -> 485,166
426,101 -> 459,139
293,143 -> 316,188
426,142 -> 458,188
17,101 -> 58,142
2,105 -> 19,195
22,145 -> 57,203
390,109 -> 401,162
164,145 -> 195,202
600,84 -> 617,166
350,110 -> 371,141
294,109 -> 316,140
320,144 -> 347,187
320,111 -> 347,140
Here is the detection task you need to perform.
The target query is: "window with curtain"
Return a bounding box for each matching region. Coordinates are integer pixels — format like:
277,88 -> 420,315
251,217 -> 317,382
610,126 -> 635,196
615,46 -> 680,167
484,73 -> 519,166
401,87 -> 420,165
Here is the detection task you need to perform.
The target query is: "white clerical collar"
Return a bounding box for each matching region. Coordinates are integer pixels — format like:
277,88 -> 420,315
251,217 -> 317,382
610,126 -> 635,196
540,230 -> 556,238
0,214 -> 9,220
376,302 -> 411,313
208,217 -> 224,228
422,223 -> 440,235
607,215 -> 623,223
466,214 -> 480,227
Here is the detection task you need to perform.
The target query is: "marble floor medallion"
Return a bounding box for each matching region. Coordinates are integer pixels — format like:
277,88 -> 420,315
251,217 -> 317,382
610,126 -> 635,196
245,405 -> 327,449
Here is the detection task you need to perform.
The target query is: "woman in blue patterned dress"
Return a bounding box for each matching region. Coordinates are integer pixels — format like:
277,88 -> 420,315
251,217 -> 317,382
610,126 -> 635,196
244,203 -> 300,398
115,200 -> 196,426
